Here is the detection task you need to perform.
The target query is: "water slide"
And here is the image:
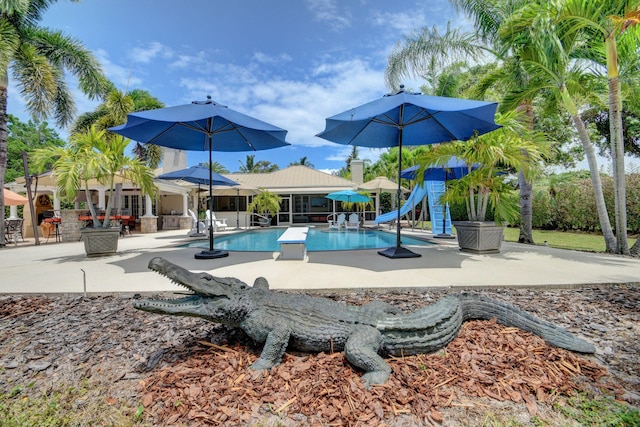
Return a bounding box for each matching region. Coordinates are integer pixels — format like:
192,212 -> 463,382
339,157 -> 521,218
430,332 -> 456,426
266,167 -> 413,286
374,181 -> 453,234
374,182 -> 429,224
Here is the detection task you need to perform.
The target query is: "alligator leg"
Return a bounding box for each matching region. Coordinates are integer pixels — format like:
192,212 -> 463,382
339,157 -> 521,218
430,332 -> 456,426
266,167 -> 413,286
345,325 -> 391,388
249,319 -> 292,371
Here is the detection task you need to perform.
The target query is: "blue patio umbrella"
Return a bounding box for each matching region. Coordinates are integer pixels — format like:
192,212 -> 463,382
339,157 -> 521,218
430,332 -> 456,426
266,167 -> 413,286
157,165 -> 239,236
110,96 -> 289,259
325,189 -> 372,204
317,86 -> 500,259
401,157 -> 480,238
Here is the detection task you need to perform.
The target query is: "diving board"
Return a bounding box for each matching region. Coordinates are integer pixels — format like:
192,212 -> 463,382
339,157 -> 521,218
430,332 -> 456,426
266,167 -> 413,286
277,227 -> 309,260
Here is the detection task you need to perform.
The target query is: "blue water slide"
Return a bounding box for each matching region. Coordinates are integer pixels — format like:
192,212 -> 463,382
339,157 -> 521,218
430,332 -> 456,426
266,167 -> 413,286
375,182 -> 429,224
425,180 -> 452,234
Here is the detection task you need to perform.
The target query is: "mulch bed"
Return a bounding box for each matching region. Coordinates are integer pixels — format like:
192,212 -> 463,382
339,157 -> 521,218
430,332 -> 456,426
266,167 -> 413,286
140,319 -> 620,426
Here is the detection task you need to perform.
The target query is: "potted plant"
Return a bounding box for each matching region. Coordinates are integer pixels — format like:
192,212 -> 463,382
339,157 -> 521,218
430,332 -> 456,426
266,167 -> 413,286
32,126 -> 157,256
416,111 -> 547,253
247,191 -> 281,226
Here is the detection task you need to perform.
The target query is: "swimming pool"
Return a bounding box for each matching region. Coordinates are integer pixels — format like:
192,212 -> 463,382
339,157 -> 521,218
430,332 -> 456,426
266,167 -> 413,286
184,228 -> 433,252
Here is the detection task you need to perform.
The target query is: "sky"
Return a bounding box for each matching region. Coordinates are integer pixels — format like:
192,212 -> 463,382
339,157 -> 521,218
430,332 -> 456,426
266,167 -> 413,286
7,0 -> 463,174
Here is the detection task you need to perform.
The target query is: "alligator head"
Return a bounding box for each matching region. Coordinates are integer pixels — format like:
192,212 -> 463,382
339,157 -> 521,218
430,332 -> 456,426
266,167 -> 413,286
133,257 -> 252,324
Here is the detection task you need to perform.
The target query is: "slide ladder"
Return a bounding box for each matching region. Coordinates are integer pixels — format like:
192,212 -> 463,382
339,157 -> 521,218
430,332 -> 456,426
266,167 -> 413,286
425,180 -> 452,235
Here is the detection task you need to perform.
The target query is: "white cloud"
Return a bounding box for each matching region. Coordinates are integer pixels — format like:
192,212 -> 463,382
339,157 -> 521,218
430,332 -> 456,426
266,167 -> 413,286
128,41 -> 174,64
93,49 -> 142,89
305,0 -> 351,31
252,51 -> 293,64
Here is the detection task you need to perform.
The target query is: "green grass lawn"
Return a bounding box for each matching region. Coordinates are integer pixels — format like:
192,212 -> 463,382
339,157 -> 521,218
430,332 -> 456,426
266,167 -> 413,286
502,227 -> 637,253
416,221 -> 637,253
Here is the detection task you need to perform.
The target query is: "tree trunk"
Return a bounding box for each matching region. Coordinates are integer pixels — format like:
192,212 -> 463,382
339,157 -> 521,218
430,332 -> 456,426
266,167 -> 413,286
608,74 -> 628,254
517,100 -> 535,244
570,112 -> 617,252
0,85 -> 8,247
561,86 -> 616,252
518,170 -> 534,243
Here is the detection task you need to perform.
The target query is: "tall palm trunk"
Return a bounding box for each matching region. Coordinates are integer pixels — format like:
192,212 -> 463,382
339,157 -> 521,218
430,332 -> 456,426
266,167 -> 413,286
517,101 -> 535,244
560,88 -> 616,252
607,61 -> 628,254
0,86 -> 7,246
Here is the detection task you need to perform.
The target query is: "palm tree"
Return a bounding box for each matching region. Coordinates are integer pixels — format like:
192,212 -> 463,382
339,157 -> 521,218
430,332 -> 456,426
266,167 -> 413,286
238,154 -> 278,173
559,0 -> 640,254
500,1 -> 618,251
72,88 -> 165,169
415,110 -> 548,224
288,156 -> 314,168
203,161 -> 229,174
0,0 -> 107,245
385,1 -> 543,245
31,126 -> 157,228
247,191 -> 281,219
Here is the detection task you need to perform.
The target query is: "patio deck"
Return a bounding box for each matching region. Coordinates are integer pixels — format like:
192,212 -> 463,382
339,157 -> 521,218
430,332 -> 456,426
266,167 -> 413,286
1,227 -> 639,294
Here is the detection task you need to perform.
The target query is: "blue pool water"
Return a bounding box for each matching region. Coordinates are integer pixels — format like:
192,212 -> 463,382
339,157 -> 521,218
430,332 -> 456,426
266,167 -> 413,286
185,228 -> 432,252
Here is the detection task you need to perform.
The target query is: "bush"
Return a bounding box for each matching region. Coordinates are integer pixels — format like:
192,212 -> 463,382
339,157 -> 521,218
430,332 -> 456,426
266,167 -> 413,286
532,173 -> 640,234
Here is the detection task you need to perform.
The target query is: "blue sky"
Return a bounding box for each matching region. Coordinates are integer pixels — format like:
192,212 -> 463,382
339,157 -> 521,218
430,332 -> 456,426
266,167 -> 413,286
8,0 -> 463,173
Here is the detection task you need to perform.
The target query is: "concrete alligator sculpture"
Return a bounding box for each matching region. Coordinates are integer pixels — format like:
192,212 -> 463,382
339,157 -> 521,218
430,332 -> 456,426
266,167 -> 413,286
135,257 -> 596,387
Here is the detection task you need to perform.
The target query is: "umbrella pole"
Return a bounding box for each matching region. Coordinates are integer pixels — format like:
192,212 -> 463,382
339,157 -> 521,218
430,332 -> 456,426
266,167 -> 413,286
195,134 -> 229,259
378,113 -> 420,259
197,183 -> 201,234
235,189 -> 240,229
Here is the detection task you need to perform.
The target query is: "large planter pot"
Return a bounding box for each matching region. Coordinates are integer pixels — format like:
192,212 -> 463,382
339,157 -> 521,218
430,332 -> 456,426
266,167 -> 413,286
81,227 -> 120,257
454,221 -> 504,254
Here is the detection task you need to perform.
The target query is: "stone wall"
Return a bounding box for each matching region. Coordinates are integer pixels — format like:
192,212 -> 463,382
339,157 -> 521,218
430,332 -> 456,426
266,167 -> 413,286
60,209 -> 86,243
140,216 -> 158,234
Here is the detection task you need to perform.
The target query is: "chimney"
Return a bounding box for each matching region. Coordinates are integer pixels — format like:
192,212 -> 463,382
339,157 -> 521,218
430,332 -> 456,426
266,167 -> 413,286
161,148 -> 187,173
350,159 -> 364,184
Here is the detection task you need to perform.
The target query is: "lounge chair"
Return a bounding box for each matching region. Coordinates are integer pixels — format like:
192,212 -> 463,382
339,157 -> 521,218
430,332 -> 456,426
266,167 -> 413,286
345,213 -> 360,231
205,210 -> 228,232
328,213 -> 346,231
187,209 -> 206,236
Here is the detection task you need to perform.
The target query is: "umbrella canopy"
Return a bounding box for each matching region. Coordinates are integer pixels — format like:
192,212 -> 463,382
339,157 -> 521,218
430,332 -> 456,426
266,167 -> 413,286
359,176 -> 407,193
325,189 -> 371,204
359,177 -> 408,218
110,97 -> 289,259
158,165 -> 239,235
157,165 -> 239,187
316,86 -> 500,258
400,157 -> 479,181
3,188 -> 29,206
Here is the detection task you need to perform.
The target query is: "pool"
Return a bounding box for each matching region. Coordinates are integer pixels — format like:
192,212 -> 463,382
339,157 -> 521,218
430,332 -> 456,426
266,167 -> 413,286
184,228 -> 433,252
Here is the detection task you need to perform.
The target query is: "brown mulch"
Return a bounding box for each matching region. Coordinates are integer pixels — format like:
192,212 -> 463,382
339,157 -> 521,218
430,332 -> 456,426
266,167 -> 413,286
139,319 -> 619,426
1,285 -> 638,426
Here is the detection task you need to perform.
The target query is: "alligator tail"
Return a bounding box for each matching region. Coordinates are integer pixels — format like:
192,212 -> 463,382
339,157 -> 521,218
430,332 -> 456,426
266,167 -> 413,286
458,293 -> 595,354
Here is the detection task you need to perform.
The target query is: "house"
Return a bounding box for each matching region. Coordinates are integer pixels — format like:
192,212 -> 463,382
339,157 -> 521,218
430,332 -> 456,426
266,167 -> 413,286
6,145 -> 381,238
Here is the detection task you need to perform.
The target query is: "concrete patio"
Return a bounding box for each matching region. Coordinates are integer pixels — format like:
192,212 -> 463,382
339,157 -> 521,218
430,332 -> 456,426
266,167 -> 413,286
1,227 -> 639,295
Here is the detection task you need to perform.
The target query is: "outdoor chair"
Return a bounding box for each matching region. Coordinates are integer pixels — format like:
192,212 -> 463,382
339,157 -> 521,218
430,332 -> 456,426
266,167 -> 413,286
206,210 -> 228,232
5,219 -> 24,243
345,213 -> 361,231
328,213 -> 346,231
187,209 -> 206,235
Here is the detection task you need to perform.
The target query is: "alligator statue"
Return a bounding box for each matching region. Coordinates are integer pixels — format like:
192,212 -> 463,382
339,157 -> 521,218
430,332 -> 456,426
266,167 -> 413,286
135,257 -> 596,387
